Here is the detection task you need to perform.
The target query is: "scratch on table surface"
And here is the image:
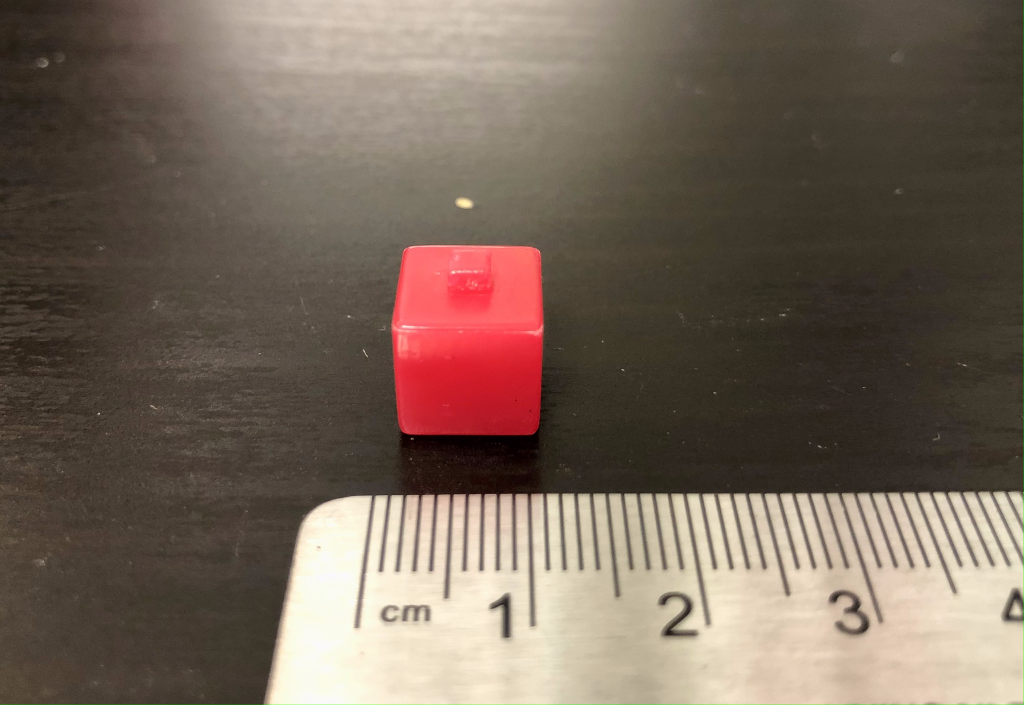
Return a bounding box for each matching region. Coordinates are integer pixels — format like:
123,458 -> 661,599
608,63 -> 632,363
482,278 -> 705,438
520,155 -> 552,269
295,282 -> 328,354
0,166 -> 188,215
0,166 -> 175,213
233,509 -> 249,561
0,183 -> 116,213
0,163 -> 195,215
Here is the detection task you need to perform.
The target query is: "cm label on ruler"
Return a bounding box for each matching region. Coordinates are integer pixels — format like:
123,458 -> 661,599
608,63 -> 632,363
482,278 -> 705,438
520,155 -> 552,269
267,492 -> 1023,704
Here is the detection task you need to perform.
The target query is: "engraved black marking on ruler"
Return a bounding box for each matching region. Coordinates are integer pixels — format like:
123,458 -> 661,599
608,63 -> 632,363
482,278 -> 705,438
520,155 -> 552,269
479,495 -> 486,572
354,496 -> 376,629
792,494 -> 816,569
395,495 -> 408,572
527,495 -> 536,627
730,494 -> 751,570
899,493 -> 930,568
512,495 -> 518,571
761,494 -> 790,595
559,495 -> 568,571
668,493 -> 685,569
543,494 -> 550,571
854,495 -> 881,569
944,492 -> 978,567
682,495 -> 711,625
929,493 -> 961,567
885,493 -> 914,568
715,495 -> 734,570
869,494 -> 897,568
636,495 -> 651,570
974,491 -> 1009,566
776,494 -> 799,570
590,494 -> 601,570
746,494 -> 767,570
444,495 -> 454,598
461,495 -> 469,572
823,494 -> 850,569
605,494 -> 620,596
620,495 -> 634,571
573,494 -> 583,570
495,496 -> 501,571
914,493 -> 956,593
838,494 -> 883,623
990,492 -> 1023,563
378,495 -> 392,572
652,495 -> 668,570
1007,491 -> 1024,530
959,492 -> 993,566
411,495 -> 423,572
699,495 -> 717,570
428,495 -> 438,572
808,493 -> 833,569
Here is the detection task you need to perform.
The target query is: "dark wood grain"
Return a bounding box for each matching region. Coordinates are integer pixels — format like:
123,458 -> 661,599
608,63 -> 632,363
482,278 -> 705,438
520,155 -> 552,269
1,0 -> 1020,701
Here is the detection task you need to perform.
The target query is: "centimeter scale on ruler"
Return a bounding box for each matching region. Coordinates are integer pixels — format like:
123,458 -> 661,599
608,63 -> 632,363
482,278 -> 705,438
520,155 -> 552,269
267,492 -> 1024,704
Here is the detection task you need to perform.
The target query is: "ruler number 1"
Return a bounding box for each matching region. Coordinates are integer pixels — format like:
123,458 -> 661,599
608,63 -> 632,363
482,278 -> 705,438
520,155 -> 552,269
658,592 -> 698,637
829,590 -> 870,635
489,593 -> 512,639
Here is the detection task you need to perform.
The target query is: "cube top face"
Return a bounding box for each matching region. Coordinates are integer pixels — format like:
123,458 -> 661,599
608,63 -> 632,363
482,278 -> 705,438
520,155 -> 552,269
392,246 -> 543,332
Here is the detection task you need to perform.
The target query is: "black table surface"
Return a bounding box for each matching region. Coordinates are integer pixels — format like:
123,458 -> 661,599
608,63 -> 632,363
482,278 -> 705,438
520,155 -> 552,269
2,0 -> 1021,701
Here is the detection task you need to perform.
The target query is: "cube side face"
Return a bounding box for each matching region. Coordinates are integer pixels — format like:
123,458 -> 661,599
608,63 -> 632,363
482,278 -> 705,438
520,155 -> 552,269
393,328 -> 542,435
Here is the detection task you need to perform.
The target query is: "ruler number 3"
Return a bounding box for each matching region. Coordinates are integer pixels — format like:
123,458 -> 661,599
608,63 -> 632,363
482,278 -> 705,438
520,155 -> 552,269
658,592 -> 698,637
829,590 -> 870,635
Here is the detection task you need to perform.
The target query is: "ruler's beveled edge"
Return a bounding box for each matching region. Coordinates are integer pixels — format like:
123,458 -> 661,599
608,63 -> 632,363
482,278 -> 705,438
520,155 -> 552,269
299,495 -> 372,531
266,496 -> 372,703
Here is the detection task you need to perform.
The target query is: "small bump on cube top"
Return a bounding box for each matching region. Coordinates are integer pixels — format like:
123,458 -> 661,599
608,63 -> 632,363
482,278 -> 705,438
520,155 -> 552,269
447,249 -> 493,294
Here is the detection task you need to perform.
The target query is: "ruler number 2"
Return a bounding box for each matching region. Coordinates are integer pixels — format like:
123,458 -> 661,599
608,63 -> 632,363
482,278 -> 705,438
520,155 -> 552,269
658,592 -> 698,637
829,590 -> 870,635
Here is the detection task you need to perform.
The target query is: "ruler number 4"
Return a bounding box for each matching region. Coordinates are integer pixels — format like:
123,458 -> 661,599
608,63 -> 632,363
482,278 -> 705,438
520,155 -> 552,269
829,590 -> 870,635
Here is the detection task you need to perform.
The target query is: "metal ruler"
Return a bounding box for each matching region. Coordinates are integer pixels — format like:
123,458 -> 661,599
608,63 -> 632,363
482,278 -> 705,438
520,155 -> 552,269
266,492 -> 1024,704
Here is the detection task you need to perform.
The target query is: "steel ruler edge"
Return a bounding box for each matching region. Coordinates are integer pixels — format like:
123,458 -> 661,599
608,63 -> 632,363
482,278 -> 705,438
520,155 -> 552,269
266,492 -> 1024,704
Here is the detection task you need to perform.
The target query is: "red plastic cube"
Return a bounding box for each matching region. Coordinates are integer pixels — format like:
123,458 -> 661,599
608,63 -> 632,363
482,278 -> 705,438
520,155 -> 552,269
392,246 -> 543,435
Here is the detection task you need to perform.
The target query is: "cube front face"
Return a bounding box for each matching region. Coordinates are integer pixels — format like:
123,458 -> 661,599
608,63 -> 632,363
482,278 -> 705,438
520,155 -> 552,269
392,246 -> 543,436
394,329 -> 542,435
